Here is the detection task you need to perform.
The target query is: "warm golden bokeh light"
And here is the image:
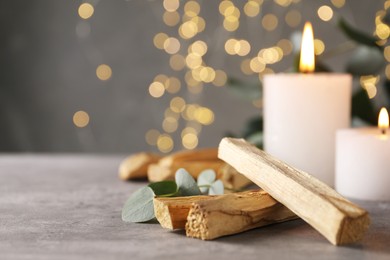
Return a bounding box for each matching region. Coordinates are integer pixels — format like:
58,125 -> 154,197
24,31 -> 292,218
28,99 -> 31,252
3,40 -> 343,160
153,33 -> 169,49
262,14 -> 278,31
163,0 -> 179,12
170,97 -> 186,113
360,75 -> 379,99
277,39 -> 293,55
299,22 -> 315,73
157,134 -> 174,153
274,0 -> 292,7
179,21 -> 198,39
240,59 -> 253,75
244,1 -> 260,17
165,77 -> 181,93
225,38 -> 237,55
163,37 -> 181,54
182,133 -> 198,149
212,70 -> 227,87
163,11 -> 180,26
234,40 -> 251,56
184,1 -> 200,17
331,0 -> 345,8
190,41 -> 208,56
78,3 -> 94,20
314,39 -> 325,55
73,111 -> 90,128
162,117 -> 178,133
194,107 -> 214,125
250,57 -> 266,73
285,9 -> 301,27
96,64 -> 112,81
169,54 -> 186,71
149,82 -> 165,98
318,5 -> 334,21
145,129 -> 160,145
376,24 -> 390,40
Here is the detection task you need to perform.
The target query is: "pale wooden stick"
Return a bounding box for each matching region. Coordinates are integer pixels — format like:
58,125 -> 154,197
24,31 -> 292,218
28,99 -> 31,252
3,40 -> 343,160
154,195 -> 217,229
218,164 -> 253,191
158,148 -> 218,167
147,160 -> 225,182
218,138 -> 370,245
118,152 -> 161,180
185,190 -> 297,240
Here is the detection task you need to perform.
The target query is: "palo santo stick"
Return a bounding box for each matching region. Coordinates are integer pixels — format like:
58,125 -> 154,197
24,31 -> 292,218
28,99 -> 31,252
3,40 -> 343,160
218,138 -> 370,245
119,152 -> 161,180
154,195 -> 217,229
218,164 -> 253,191
185,190 -> 297,240
147,160 -> 225,182
158,148 -> 218,167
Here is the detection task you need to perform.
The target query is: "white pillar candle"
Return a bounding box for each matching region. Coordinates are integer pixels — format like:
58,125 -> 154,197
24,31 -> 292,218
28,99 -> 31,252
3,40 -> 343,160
264,74 -> 351,186
336,108 -> 390,201
263,22 -> 352,186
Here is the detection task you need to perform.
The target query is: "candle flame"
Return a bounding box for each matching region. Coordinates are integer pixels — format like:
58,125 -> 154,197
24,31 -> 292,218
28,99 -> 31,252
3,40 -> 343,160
378,107 -> 389,134
299,22 -> 315,73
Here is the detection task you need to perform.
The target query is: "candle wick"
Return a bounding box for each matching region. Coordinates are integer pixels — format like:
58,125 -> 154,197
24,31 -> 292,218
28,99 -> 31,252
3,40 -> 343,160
381,128 -> 387,135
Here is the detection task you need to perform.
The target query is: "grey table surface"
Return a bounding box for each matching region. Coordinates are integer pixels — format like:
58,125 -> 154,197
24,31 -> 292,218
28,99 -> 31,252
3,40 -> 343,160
1,154 -> 389,260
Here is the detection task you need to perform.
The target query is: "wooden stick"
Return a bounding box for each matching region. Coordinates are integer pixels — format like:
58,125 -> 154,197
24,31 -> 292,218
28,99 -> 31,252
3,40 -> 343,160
218,164 -> 253,191
118,152 -> 161,180
218,138 -> 370,245
154,195 -> 217,229
147,160 -> 225,182
158,148 -> 218,167
185,190 -> 297,240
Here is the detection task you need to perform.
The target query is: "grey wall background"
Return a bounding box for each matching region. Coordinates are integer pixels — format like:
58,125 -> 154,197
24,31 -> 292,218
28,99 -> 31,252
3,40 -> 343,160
0,0 -> 385,153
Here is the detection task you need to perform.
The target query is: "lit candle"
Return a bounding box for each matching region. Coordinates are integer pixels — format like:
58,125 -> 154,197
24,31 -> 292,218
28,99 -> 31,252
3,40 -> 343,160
263,22 -> 352,186
336,108 -> 390,201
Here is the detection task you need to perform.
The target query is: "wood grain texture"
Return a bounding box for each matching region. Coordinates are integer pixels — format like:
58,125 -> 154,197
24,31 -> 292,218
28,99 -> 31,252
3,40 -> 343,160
118,152 -> 161,180
154,195 -> 217,229
185,190 -> 297,240
218,138 -> 370,245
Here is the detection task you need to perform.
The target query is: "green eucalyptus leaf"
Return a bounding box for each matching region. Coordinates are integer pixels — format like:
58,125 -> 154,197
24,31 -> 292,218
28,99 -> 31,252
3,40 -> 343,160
246,132 -> 264,149
338,18 -> 381,49
175,168 -> 202,196
242,116 -> 263,138
384,80 -> 390,101
209,180 -> 224,195
148,181 -> 177,197
346,46 -> 385,76
383,9 -> 390,25
197,169 -> 216,193
122,186 -> 155,223
352,89 -> 377,125
226,77 -> 262,101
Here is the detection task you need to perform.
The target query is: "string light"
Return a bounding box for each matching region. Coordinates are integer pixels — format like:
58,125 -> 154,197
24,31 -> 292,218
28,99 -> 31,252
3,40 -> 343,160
73,111 -> 90,128
78,3 -> 94,20
96,64 -> 112,81
318,5 -> 334,21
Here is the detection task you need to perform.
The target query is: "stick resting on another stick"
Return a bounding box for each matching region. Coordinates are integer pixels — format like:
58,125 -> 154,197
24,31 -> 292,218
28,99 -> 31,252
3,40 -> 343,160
154,190 -> 297,240
218,138 -> 370,245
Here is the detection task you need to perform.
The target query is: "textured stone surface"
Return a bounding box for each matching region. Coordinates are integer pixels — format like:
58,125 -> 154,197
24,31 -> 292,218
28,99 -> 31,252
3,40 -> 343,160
1,154 -> 389,260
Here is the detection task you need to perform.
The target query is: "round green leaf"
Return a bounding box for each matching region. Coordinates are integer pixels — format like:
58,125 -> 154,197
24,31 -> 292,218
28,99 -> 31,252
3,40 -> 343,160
346,46 -> 385,76
197,169 -> 216,193
148,181 -> 177,196
209,180 -> 224,195
175,168 -> 201,196
121,186 -> 155,223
